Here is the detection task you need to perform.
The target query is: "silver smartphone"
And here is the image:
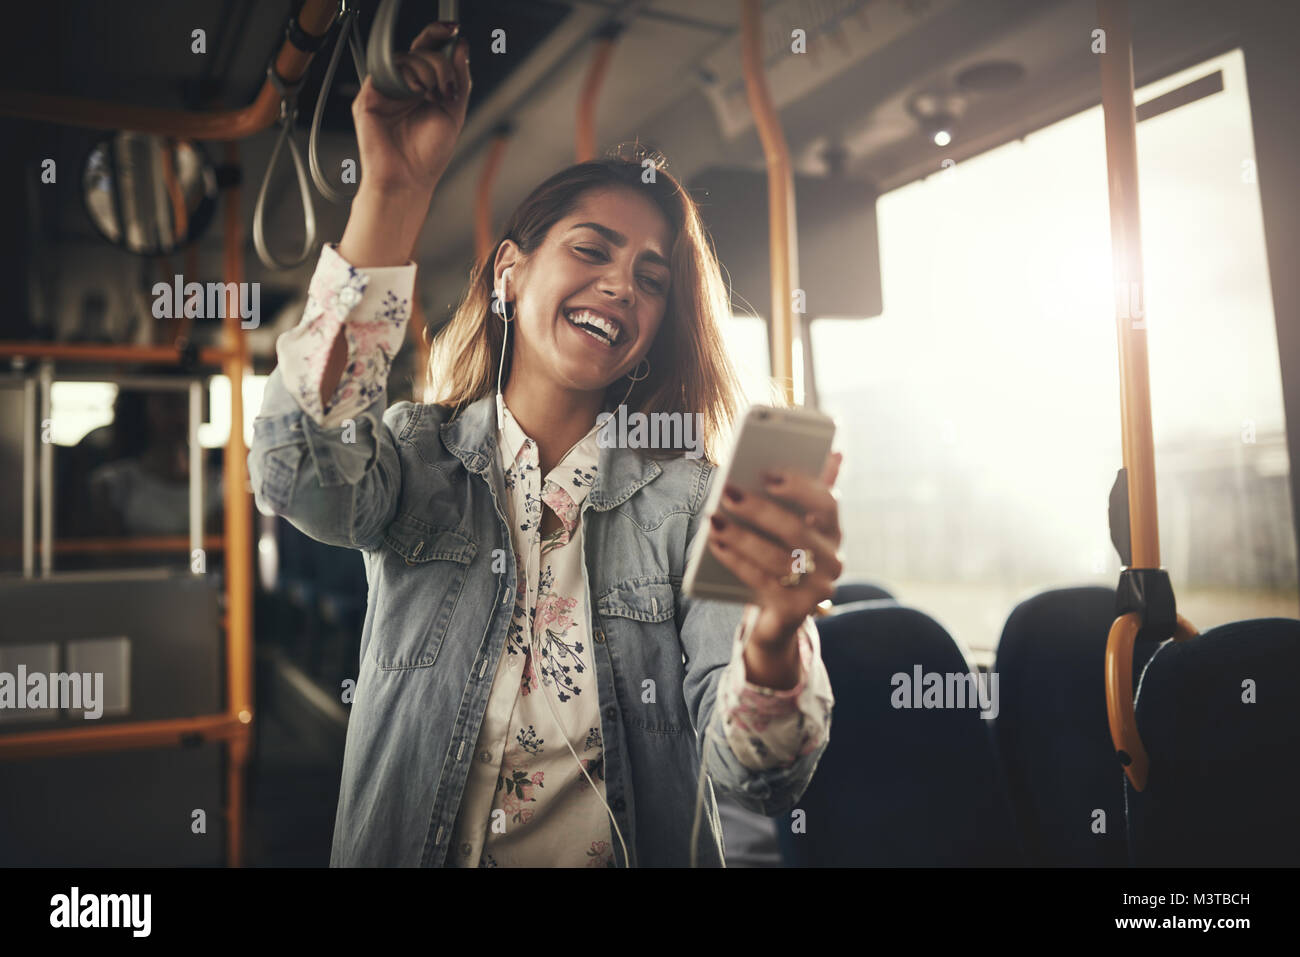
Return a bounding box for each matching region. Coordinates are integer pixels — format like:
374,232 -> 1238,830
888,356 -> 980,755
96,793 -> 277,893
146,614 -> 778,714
683,404 -> 837,604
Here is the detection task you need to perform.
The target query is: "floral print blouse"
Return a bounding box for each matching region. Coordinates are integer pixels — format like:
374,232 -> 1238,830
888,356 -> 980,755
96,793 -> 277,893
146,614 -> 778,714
276,244 -> 835,867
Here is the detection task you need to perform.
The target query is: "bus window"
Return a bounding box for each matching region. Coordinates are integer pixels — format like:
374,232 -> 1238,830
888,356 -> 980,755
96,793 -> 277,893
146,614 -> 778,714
201,374 -> 269,449
721,313 -> 781,407
812,48 -> 1296,664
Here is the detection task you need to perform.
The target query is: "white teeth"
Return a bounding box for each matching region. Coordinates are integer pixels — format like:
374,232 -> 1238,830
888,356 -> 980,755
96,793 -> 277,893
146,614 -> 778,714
566,309 -> 620,344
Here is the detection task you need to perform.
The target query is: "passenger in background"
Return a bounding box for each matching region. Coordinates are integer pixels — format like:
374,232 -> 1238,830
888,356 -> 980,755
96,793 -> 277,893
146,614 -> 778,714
83,388 -> 223,537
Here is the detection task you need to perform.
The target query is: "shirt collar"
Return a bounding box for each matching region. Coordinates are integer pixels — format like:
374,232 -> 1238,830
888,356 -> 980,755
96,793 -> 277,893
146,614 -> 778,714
499,401 -> 603,510
440,393 -> 663,511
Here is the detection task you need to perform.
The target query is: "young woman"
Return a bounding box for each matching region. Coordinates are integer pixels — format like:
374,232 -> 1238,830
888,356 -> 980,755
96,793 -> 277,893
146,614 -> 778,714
249,22 -> 842,867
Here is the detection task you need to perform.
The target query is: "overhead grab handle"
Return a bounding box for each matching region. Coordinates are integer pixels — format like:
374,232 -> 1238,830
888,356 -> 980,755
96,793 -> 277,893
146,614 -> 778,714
310,2 -> 368,204
253,60 -> 319,270
367,0 -> 460,101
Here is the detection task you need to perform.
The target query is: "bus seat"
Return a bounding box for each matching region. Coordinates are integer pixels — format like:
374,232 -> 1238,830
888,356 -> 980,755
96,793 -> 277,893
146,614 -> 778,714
832,581 -> 896,605
1126,617 -> 1300,866
776,601 -> 1022,866
994,586 -> 1160,866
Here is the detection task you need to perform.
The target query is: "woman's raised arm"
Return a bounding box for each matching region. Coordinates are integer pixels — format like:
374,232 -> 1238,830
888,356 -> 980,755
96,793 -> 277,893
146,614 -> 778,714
320,22 -> 472,405
247,21 -> 472,550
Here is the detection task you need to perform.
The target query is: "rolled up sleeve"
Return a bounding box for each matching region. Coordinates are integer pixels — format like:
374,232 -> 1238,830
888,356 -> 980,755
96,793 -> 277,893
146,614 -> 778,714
247,244 -> 418,551
718,607 -> 833,771
276,242 -> 416,428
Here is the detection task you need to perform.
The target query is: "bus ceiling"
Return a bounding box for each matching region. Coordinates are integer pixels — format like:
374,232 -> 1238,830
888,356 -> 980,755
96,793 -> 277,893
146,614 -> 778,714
0,1 -> 1258,266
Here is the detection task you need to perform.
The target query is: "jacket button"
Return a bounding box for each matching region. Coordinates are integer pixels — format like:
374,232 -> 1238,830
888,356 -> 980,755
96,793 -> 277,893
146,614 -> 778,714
479,750 -> 493,764
603,706 -> 616,722
461,842 -> 472,858
612,797 -> 625,812
594,629 -> 605,644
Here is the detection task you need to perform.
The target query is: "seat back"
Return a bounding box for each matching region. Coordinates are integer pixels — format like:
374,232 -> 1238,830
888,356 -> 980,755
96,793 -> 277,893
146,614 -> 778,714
1127,617 -> 1300,866
778,601 -> 1022,865
994,586 -> 1160,865
832,581 -> 895,605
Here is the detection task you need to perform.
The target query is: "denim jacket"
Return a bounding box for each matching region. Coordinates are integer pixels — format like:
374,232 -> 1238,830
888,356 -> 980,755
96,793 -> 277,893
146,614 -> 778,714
248,370 -> 831,866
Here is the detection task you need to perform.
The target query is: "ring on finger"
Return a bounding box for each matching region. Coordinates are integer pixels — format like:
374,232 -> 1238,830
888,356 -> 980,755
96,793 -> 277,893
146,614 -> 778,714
778,548 -> 816,587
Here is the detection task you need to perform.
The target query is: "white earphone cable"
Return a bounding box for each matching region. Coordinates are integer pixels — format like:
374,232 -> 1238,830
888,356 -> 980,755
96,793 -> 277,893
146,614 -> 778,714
690,709 -> 728,868
495,282 -> 630,867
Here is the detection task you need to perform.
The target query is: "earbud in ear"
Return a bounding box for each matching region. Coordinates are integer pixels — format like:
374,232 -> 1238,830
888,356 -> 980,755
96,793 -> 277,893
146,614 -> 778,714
494,267 -> 516,320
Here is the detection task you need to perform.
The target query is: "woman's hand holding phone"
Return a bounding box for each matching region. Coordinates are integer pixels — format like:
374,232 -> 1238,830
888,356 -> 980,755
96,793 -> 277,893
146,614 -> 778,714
706,450 -> 845,659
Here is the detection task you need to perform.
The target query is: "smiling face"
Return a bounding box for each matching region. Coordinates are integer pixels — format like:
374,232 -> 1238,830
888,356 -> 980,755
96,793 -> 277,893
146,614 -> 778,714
495,186 -> 674,397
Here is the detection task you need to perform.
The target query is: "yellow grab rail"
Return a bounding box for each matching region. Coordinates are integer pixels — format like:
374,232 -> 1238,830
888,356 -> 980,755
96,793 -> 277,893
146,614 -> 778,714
0,0 -> 338,139
740,0 -> 797,405
1096,0 -> 1197,791
576,32 -> 618,162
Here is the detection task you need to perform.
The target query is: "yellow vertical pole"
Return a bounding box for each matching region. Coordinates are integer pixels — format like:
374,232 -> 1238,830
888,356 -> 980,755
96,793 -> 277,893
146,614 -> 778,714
222,139 -> 253,866
1097,0 -> 1159,568
577,36 -> 617,163
740,0 -> 797,404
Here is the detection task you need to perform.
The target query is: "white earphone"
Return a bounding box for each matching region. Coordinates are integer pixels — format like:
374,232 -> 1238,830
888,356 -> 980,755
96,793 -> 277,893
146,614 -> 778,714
493,267 -> 513,431
491,264 -> 632,866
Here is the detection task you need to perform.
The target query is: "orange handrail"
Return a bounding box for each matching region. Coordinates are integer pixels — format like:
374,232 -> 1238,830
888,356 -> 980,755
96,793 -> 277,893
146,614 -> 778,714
576,36 -> 617,162
221,138 -> 254,866
0,536 -> 225,556
1105,612 -> 1196,790
159,140 -> 189,243
740,0 -> 797,405
0,0 -> 337,139
0,713 -> 248,760
475,130 -> 511,266
1097,0 -> 1197,792
1099,0 -> 1159,570
0,342 -> 234,365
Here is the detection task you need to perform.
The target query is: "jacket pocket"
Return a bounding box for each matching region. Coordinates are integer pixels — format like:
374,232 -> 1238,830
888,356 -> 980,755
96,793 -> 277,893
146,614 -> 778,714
372,515 -> 477,670
597,579 -> 685,733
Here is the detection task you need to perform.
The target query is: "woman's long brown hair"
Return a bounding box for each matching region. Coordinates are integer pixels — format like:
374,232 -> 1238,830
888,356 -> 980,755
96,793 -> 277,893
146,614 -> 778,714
424,144 -> 767,465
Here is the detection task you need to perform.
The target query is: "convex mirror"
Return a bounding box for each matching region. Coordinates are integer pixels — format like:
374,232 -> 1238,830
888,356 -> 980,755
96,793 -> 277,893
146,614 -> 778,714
82,133 -> 218,255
